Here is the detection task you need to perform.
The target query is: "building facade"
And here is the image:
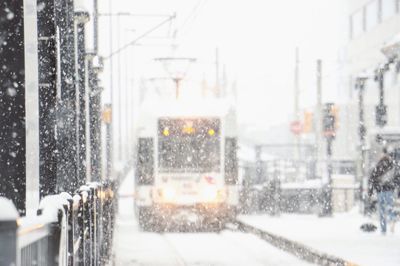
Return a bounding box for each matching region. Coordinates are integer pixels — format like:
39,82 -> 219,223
344,0 -> 400,177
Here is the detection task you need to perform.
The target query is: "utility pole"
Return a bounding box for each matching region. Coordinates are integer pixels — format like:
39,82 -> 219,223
117,15 -> 122,167
316,60 -> 323,178
215,47 -> 220,98
375,66 -> 388,127
321,103 -> 337,216
356,76 -> 368,214
75,11 -> 90,185
93,0 -> 98,54
56,0 -> 79,193
255,146 -> 263,184
0,0 -> 26,214
106,0 -> 114,180
91,0 -> 102,182
294,47 -> 300,162
38,0 -> 58,198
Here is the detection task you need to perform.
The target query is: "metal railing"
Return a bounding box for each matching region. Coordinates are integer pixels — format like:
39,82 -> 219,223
0,181 -> 116,266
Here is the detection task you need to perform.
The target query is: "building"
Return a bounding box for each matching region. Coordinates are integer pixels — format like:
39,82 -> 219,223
347,0 -> 400,128
344,0 -> 400,181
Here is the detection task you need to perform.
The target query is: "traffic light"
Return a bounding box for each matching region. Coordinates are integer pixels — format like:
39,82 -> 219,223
331,104 -> 339,130
303,111 -> 313,133
375,104 -> 387,127
323,103 -> 338,138
102,104 -> 112,124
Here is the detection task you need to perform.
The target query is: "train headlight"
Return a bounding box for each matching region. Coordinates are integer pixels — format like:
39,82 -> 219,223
160,187 -> 176,201
202,187 -> 226,202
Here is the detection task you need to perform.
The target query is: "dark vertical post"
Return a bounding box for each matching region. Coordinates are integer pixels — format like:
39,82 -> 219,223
375,67 -> 388,127
38,0 -> 58,198
125,48 -> 130,167
87,54 -> 95,181
326,136 -> 333,215
254,145 -> 262,213
321,103 -> 336,216
255,145 -> 262,184
93,0 -> 98,54
104,104 -> 112,179
108,0 -> 114,181
0,199 -> 19,266
117,16 -> 123,166
55,0 -> 79,192
88,55 -> 103,181
356,77 -> 368,214
91,0 -> 102,182
75,11 -> 90,185
0,0 -> 26,214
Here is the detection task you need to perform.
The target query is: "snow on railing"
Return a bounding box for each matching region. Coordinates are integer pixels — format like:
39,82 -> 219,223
0,180 -> 116,266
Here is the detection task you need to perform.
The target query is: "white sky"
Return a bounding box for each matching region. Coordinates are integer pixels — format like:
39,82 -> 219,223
96,0 -> 348,129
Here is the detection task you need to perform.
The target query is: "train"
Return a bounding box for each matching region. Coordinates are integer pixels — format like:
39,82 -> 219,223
134,98 -> 239,231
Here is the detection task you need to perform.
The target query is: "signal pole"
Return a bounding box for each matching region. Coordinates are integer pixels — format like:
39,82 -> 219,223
316,60 -> 323,178
375,66 -> 388,127
215,47 -> 220,98
294,47 -> 300,162
321,103 -> 336,216
355,76 -> 368,214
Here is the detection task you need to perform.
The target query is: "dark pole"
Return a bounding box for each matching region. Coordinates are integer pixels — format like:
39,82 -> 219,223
125,46 -> 130,167
105,104 -> 112,179
76,11 -> 90,185
375,67 -> 388,127
38,0 -> 58,198
87,55 -> 95,181
93,0 -> 98,54
255,145 -> 262,213
326,136 -> 333,215
117,16 -> 122,167
255,146 -> 262,184
56,0 -> 79,193
90,0 -> 103,182
0,0 -> 26,214
356,78 -> 368,214
88,55 -> 103,181
107,0 -> 114,180
378,69 -> 384,106
321,103 -> 335,216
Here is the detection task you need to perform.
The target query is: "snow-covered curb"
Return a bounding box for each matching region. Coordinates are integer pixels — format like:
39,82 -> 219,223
233,220 -> 357,266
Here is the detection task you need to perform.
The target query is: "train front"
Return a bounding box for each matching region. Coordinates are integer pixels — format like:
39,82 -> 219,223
152,117 -> 234,229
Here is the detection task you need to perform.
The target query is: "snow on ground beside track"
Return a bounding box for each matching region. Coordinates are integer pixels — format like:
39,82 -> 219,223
117,169 -> 135,217
113,170 -> 311,265
239,212 -> 400,266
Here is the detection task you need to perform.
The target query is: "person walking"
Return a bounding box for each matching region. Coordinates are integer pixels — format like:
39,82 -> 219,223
368,147 -> 399,234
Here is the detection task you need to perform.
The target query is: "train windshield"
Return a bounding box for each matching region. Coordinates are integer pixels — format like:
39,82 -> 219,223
158,118 -> 220,173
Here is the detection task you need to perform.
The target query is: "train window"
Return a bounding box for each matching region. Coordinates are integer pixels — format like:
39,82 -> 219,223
158,118 -> 221,173
136,138 -> 154,185
225,138 -> 238,184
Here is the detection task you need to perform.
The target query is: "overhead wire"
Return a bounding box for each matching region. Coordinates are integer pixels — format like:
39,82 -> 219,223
174,0 -> 208,39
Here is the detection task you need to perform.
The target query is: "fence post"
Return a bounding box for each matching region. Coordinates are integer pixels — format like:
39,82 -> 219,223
0,198 -> 19,266
38,207 -> 63,266
79,186 -> 91,265
89,185 -> 97,265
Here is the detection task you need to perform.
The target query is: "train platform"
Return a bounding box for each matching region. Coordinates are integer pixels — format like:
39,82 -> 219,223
238,211 -> 400,266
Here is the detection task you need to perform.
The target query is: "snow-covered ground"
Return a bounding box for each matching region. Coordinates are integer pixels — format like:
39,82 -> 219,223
114,170 -> 310,265
239,212 -> 400,266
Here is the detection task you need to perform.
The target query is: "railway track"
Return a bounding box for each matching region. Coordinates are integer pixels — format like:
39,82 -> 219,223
115,215 -> 310,265
162,234 -> 188,266
227,220 -> 358,266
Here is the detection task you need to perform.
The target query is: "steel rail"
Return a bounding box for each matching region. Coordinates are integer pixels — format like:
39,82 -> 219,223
227,220 -> 358,266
